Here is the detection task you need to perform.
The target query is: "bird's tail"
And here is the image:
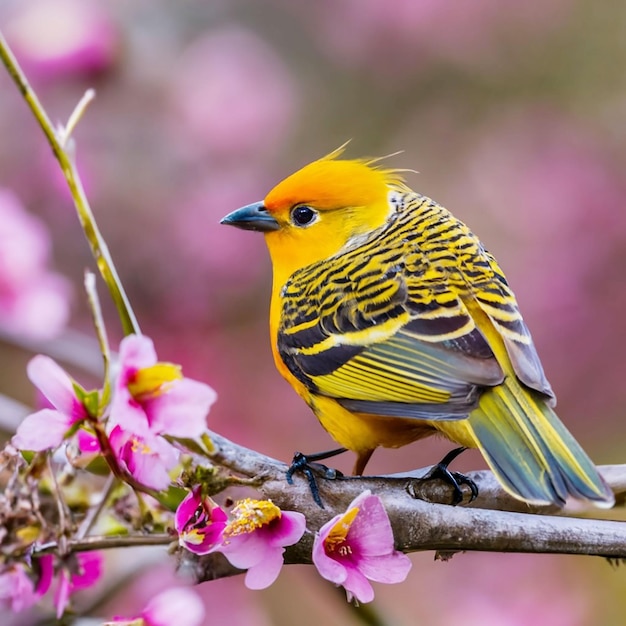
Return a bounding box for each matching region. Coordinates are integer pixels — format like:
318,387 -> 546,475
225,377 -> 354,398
468,377 -> 614,508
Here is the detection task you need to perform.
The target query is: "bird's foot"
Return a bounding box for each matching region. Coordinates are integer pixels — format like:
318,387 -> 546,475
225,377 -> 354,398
421,447 -> 478,506
286,448 -> 347,508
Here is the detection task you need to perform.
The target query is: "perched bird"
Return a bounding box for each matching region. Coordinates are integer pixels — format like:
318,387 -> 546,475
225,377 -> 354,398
221,148 -> 614,508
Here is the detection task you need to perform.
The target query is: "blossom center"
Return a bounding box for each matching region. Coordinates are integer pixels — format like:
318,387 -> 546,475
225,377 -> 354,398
126,363 -> 182,400
224,499 -> 281,537
130,437 -> 151,455
183,501 -> 216,536
324,506 -> 359,555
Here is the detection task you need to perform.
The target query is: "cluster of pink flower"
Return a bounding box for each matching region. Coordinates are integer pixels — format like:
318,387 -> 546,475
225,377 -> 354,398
3,333 -> 217,617
0,551 -> 101,619
175,487 -> 412,603
5,332 -> 411,618
12,334 -> 217,491
0,550 -> 205,625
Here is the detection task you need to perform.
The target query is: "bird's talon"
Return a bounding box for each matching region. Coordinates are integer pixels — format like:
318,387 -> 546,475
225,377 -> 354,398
285,448 -> 347,508
422,447 -> 478,506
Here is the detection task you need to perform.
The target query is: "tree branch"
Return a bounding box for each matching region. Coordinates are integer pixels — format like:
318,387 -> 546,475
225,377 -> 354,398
190,431 -> 626,583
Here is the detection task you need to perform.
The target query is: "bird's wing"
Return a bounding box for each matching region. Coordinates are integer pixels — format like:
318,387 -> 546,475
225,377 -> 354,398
460,247 -> 555,404
278,243 -> 506,421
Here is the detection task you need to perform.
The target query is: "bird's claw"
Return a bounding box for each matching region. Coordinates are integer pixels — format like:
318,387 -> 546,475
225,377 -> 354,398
425,465 -> 478,505
286,449 -> 346,508
422,446 -> 478,506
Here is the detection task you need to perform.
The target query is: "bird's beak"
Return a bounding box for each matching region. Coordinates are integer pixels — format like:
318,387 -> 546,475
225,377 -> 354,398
220,201 -> 280,232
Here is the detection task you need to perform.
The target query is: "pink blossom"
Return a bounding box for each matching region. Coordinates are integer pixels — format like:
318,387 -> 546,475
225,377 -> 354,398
109,334 -> 216,439
175,487 -> 228,555
142,587 -> 205,626
75,430 -> 100,453
109,425 -> 179,492
0,556 -> 52,614
0,189 -> 70,339
5,0 -> 119,81
12,355 -> 89,451
105,587 -> 205,626
65,429 -> 102,470
219,499 -> 306,590
312,491 -> 412,603
0,564 -> 38,613
54,552 -> 103,618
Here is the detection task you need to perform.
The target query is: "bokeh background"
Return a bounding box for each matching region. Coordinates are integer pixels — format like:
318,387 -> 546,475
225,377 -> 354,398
1,0 -> 626,624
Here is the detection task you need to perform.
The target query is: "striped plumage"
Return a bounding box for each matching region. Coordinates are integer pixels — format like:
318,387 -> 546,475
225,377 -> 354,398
221,151 -> 614,508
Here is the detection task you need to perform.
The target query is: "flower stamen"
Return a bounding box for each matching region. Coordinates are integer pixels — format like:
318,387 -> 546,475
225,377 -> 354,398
224,498 -> 282,537
324,506 -> 359,554
126,363 -> 183,400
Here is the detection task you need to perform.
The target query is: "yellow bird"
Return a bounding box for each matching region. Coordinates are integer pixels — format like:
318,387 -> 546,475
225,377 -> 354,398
221,149 -> 613,508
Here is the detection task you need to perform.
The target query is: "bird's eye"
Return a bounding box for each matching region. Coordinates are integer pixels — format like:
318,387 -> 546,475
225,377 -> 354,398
291,205 -> 317,227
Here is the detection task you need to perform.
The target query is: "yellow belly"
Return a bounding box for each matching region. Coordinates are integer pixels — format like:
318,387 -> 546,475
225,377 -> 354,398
308,393 -> 478,454
270,292 -> 479,456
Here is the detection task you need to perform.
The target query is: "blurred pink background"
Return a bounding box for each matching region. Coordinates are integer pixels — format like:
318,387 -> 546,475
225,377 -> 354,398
1,0 -> 626,624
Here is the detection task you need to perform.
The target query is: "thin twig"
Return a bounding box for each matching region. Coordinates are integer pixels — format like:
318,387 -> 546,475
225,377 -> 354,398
60,88 -> 96,147
0,31 -> 140,337
35,533 -> 174,555
46,456 -> 71,556
84,271 -> 112,408
76,474 -> 118,541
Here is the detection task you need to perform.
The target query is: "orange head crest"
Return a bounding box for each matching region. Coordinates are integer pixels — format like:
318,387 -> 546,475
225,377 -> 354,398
221,147 -> 412,281
264,146 -> 408,216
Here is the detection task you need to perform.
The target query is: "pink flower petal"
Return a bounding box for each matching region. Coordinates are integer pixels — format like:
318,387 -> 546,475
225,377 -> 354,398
221,532 -> 270,570
312,528 -> 348,585
268,511 -> 306,547
6,0 -> 119,81
54,570 -> 71,618
77,430 -> 100,453
221,529 -> 293,590
0,190 -> 71,339
70,552 -> 103,591
35,555 -> 54,596
357,552 -> 413,584
218,500 -> 304,589
126,448 -> 175,491
12,408 -> 73,451
244,548 -> 285,590
110,334 -> 215,440
146,378 -> 216,438
347,492 -> 397,556
108,386 -> 152,434
0,565 -> 37,613
342,567 -> 375,604
27,355 -> 85,420
110,426 -> 178,491
176,487 -> 227,555
175,488 -> 202,533
143,587 -> 205,626
118,334 -> 158,374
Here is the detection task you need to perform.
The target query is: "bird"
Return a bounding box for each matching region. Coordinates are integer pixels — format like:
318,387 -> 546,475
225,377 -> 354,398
221,147 -> 614,508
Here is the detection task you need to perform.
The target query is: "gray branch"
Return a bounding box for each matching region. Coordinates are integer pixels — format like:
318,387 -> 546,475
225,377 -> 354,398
189,431 -> 626,584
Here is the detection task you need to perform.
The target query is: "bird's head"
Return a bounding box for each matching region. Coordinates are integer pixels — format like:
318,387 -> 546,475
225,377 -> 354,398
221,149 -> 408,282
